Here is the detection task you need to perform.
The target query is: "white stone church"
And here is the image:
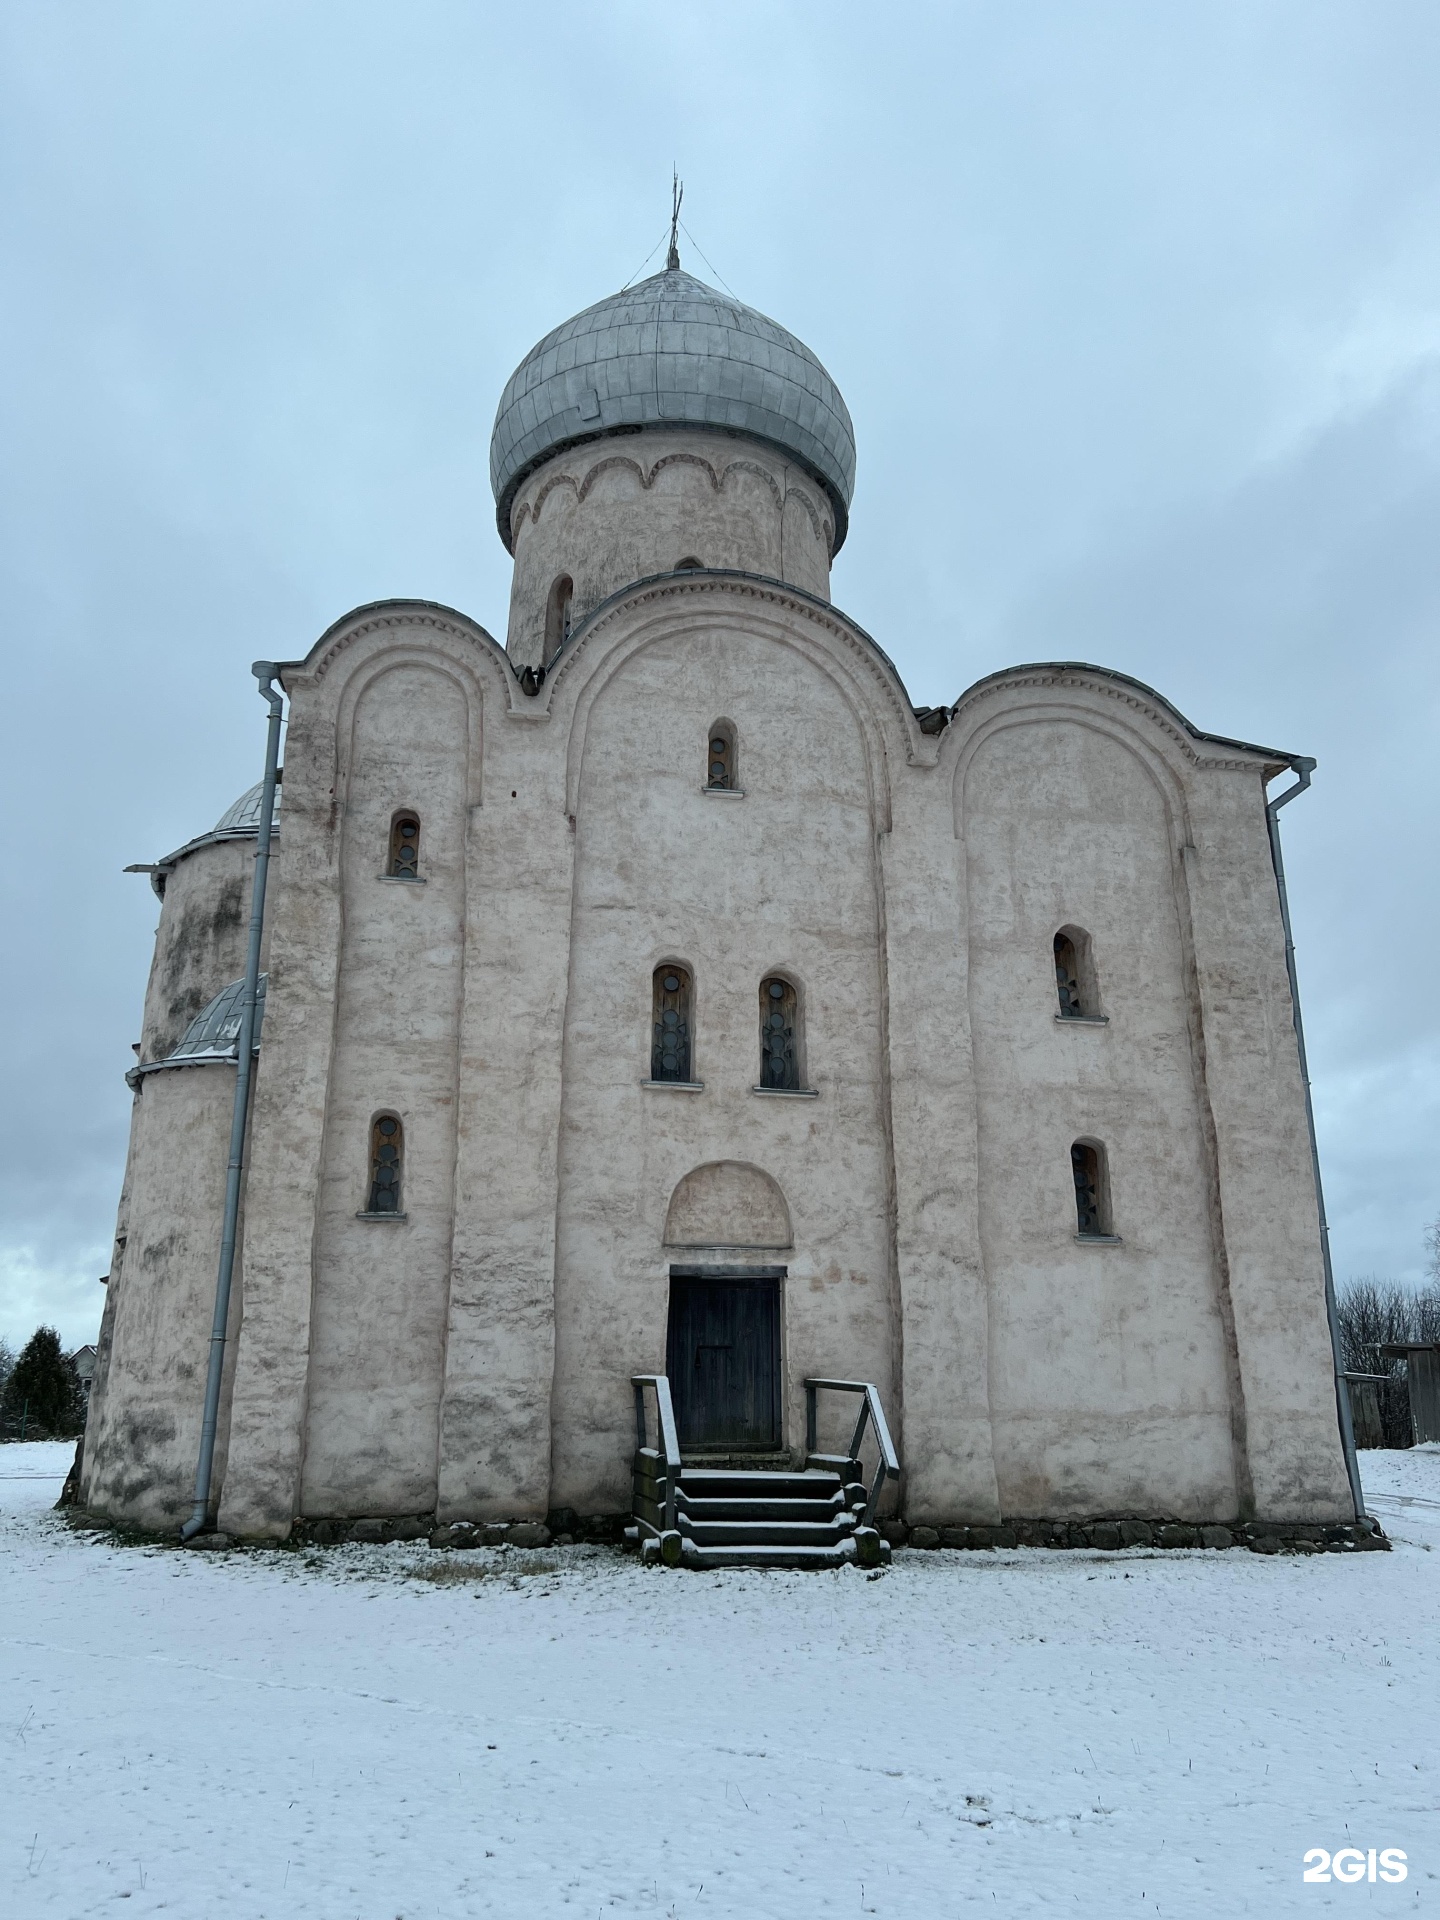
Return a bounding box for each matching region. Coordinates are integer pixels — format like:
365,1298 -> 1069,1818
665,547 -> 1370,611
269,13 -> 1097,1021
82,252 -> 1357,1555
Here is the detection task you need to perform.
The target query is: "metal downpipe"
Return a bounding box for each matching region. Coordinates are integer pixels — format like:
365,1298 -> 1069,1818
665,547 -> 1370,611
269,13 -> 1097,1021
180,662 -> 285,1542
1264,757 -> 1366,1523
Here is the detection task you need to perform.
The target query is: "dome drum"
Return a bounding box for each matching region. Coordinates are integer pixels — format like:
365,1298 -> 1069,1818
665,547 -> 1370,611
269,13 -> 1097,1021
501,427 -> 835,666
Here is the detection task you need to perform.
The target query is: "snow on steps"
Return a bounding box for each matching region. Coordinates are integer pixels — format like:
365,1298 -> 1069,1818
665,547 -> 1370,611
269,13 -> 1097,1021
629,1455 -> 891,1570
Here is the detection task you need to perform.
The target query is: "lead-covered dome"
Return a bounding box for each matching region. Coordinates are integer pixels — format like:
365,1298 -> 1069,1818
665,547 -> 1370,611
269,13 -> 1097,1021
140,779 -> 283,899
490,265 -> 856,554
212,780 -> 282,836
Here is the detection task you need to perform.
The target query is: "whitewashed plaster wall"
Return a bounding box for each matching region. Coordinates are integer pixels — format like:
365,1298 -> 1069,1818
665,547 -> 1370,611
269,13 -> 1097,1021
431,660 -> 574,1526
138,838 -> 257,1060
944,672 -> 1351,1525
84,825 -> 272,1522
298,659 -> 469,1516
962,710 -> 1239,1521
879,764 -> 1000,1527
546,597 -> 897,1511
80,1064 -> 247,1528
87,570 -> 1352,1536
1181,763 -> 1353,1521
217,608 -> 567,1538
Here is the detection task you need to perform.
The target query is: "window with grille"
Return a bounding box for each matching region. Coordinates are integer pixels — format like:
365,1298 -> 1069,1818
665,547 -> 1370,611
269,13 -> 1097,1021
367,1115 -> 404,1215
389,813 -> 421,879
1071,1140 -> 1110,1237
651,967 -> 693,1082
759,976 -> 800,1090
1054,927 -> 1097,1018
706,721 -> 736,791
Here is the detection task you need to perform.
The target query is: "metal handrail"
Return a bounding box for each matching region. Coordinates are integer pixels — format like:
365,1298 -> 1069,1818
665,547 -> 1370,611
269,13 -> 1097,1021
632,1374 -> 681,1534
804,1378 -> 900,1526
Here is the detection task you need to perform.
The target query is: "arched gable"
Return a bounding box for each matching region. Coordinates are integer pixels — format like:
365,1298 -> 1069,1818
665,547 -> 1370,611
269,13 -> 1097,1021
282,601 -> 512,811
943,662 -> 1289,841
297,598 -> 510,693
527,572 -> 933,830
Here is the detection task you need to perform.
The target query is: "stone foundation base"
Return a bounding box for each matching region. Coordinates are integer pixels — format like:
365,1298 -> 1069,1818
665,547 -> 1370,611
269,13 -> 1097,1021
65,1506 -> 1389,1559
888,1516 -> 1389,1554
289,1509 -> 629,1550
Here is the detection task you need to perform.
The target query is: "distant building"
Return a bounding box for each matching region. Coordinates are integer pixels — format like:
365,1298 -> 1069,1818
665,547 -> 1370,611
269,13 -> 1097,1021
1379,1344 -> 1440,1446
82,253 -> 1353,1540
68,1345 -> 98,1399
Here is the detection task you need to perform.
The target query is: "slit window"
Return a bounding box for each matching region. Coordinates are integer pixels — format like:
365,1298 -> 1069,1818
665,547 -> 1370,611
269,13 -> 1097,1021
389,812 -> 421,879
759,977 -> 800,1090
651,967 -> 693,1082
368,1115 -> 404,1215
706,721 -> 736,791
1071,1140 -> 1110,1238
1054,927 -> 1097,1018
544,574 -> 573,662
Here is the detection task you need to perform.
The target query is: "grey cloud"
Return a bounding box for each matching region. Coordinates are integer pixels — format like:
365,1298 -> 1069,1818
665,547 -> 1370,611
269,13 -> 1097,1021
3,1 -> 1438,1342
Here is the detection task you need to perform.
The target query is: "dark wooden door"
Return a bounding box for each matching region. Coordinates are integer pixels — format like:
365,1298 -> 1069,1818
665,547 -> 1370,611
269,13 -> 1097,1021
666,1272 -> 781,1451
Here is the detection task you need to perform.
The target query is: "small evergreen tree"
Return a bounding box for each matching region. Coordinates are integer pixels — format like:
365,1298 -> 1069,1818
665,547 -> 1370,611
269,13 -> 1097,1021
0,1327 -> 84,1440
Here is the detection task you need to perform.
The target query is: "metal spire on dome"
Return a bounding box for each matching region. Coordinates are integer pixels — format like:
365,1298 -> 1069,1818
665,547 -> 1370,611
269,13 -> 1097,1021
666,169 -> 682,271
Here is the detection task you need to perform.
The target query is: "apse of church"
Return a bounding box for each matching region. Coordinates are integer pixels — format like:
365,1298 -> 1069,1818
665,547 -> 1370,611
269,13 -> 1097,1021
81,252 -> 1357,1555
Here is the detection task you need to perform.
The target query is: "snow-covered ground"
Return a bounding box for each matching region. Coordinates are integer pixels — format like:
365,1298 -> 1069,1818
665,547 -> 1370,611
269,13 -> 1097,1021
2,1444 -> 1437,1918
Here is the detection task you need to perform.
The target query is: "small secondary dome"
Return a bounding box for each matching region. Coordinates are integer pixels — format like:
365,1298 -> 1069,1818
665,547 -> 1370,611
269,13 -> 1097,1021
167,975 -> 268,1064
490,265 -> 856,554
136,778 -> 284,899
127,975 -> 268,1086
213,780 -> 281,836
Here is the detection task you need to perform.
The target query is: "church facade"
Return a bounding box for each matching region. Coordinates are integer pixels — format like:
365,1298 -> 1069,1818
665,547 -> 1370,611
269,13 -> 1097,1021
82,261 -> 1355,1540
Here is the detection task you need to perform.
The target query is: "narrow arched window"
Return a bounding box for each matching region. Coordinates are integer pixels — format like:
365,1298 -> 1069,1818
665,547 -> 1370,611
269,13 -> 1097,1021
1054,927 -> 1097,1018
544,574 -> 573,662
759,976 -> 800,1090
651,967 -> 693,1082
706,721 -> 736,791
1071,1140 -> 1110,1238
389,812 -> 421,879
368,1114 -> 404,1215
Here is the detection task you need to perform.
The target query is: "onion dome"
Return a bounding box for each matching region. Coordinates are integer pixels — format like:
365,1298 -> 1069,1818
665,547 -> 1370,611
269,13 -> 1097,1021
490,264 -> 856,553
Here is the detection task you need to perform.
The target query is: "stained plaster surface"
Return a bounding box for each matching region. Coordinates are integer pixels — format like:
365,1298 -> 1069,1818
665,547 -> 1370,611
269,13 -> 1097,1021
550,608 -> 895,1508
82,1065 -> 247,1529
137,837 -> 255,1062
4,1442 -> 1438,1917
91,426 -> 1351,1537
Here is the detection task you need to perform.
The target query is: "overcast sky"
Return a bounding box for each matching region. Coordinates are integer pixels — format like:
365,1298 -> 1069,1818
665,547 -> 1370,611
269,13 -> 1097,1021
2,2 -> 1437,1351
